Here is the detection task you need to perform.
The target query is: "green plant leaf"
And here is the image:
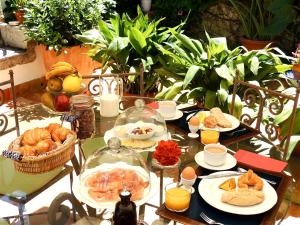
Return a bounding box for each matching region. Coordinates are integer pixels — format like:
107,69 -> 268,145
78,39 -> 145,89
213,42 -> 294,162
110,14 -> 120,36
284,135 -> 300,160
218,80 -> 229,105
170,30 -> 200,57
215,64 -> 234,85
128,27 -> 147,57
164,84 -> 183,100
204,90 -> 217,109
278,110 -> 300,137
227,94 -> 242,118
98,19 -> 114,42
108,37 -> 129,52
183,65 -> 201,89
274,109 -> 293,125
188,87 -> 206,100
155,88 -> 170,99
250,56 -> 259,75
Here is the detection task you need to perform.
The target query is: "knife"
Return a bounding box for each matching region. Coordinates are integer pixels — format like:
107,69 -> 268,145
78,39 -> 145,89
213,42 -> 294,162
198,171 -> 244,179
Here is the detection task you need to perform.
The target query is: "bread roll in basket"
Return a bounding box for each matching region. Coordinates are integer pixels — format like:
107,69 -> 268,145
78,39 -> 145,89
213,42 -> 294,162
7,126 -> 77,174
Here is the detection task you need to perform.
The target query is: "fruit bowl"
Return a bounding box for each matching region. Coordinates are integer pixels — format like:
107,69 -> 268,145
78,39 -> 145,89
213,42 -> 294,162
46,83 -> 87,96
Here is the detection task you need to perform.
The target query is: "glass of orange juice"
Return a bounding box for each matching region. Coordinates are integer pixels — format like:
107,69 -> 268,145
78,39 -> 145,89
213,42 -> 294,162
200,129 -> 220,145
165,182 -> 192,212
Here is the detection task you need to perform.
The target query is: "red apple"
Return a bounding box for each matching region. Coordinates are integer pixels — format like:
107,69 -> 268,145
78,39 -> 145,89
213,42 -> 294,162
55,94 -> 70,112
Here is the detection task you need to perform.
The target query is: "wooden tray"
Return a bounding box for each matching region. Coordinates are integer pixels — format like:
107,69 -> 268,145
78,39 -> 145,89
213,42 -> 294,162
156,164 -> 291,225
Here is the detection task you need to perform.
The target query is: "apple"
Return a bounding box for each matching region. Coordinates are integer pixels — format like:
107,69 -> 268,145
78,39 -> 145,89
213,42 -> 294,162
55,94 -> 70,112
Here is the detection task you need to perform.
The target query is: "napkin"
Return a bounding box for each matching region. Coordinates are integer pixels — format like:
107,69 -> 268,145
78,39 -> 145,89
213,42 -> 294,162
146,102 -> 159,109
234,149 -> 287,173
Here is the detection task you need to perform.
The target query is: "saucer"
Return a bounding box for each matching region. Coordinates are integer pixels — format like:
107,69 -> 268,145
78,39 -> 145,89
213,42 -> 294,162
194,151 -> 237,171
161,109 -> 183,121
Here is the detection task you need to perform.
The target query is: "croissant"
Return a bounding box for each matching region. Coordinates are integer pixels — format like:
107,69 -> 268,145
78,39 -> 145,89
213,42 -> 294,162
18,145 -> 37,156
238,169 -> 264,191
35,139 -> 57,154
47,123 -> 61,134
47,123 -> 70,143
51,127 -> 70,143
21,128 -> 51,146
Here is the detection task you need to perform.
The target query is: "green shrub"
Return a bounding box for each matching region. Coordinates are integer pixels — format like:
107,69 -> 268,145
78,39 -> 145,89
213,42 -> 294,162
23,0 -> 116,52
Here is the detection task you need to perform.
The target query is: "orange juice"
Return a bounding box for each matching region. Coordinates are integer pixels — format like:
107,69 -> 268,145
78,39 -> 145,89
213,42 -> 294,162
201,130 -> 220,144
165,186 -> 191,212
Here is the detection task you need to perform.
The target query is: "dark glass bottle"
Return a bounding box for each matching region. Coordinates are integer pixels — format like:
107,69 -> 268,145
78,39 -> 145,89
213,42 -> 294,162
113,190 -> 137,225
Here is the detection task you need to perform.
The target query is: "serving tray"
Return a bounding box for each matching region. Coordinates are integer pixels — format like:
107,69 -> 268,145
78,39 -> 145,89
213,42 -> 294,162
156,165 -> 290,225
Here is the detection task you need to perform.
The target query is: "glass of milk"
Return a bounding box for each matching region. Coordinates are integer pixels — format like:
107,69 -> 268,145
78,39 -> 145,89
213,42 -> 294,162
99,75 -> 122,117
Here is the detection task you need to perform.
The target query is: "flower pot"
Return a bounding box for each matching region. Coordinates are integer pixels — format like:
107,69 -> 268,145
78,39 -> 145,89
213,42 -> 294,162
240,37 -> 274,51
292,64 -> 300,79
141,0 -> 152,12
15,10 -> 25,24
38,45 -> 101,75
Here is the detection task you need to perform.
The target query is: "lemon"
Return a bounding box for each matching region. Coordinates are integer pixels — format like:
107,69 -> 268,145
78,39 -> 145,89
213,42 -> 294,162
62,74 -> 82,93
198,111 -> 206,123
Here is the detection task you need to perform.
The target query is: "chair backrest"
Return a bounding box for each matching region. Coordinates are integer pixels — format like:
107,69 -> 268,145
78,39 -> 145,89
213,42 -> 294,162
0,70 -> 20,137
82,66 -> 144,96
230,78 -> 300,159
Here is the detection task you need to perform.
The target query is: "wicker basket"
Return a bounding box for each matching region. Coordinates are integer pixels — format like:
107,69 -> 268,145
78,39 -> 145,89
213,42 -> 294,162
8,131 -> 77,174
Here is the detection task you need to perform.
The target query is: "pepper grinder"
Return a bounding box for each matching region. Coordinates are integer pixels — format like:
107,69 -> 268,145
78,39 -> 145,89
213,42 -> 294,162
113,190 -> 137,225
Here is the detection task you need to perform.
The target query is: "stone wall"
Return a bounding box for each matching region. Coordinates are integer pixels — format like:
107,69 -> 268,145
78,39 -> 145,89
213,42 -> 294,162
187,1 -> 300,52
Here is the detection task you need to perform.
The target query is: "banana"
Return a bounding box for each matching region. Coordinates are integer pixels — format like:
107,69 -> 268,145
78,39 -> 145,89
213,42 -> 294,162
45,66 -> 76,80
51,61 -> 73,69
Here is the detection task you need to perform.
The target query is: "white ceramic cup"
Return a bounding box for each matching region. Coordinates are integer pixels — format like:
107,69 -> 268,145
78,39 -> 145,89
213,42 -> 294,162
158,101 -> 176,118
203,144 -> 227,166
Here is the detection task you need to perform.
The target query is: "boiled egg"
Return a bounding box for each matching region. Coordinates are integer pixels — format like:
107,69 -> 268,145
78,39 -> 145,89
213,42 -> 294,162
181,166 -> 196,180
189,116 -> 200,126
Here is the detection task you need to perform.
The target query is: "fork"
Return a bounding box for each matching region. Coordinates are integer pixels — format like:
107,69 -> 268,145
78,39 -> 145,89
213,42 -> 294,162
200,212 -> 225,225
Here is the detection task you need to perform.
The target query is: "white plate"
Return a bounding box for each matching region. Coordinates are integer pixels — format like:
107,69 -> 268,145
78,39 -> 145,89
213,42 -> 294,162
159,109 -> 183,121
194,151 -> 237,171
188,111 -> 240,132
104,126 -> 169,152
198,171 -> 278,215
72,163 -> 159,210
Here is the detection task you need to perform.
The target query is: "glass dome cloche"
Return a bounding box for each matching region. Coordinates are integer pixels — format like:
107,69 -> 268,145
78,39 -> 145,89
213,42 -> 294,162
112,99 -> 168,150
77,137 -> 152,208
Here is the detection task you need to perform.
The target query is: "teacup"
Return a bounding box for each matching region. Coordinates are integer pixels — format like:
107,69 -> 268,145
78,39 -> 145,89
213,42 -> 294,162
158,101 -> 176,118
203,144 -> 227,166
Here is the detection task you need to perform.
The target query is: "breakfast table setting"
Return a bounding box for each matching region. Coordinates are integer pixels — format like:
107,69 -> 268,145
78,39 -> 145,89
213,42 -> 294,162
0,95 -> 293,225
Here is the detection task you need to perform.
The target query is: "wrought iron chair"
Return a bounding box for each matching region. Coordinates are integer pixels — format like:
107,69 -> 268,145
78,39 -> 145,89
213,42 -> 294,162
0,70 -> 74,225
230,78 -> 300,159
0,70 -> 20,137
82,67 -> 145,96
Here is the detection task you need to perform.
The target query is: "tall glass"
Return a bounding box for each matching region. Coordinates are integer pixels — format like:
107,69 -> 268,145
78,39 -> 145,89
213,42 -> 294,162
200,129 -> 220,145
165,182 -> 192,212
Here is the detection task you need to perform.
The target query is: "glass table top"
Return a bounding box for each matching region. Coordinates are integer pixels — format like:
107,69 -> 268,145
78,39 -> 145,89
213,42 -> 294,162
0,96 -> 298,225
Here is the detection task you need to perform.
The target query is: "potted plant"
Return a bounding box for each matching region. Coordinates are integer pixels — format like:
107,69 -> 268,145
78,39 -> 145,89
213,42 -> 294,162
23,0 -> 116,75
292,44 -> 300,78
155,31 -> 292,117
14,0 -> 26,23
77,6 -> 183,95
228,0 -> 297,50
3,0 -> 26,23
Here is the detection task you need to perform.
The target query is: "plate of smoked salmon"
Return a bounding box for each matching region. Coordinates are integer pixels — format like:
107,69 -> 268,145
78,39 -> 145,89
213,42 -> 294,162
72,162 -> 158,209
